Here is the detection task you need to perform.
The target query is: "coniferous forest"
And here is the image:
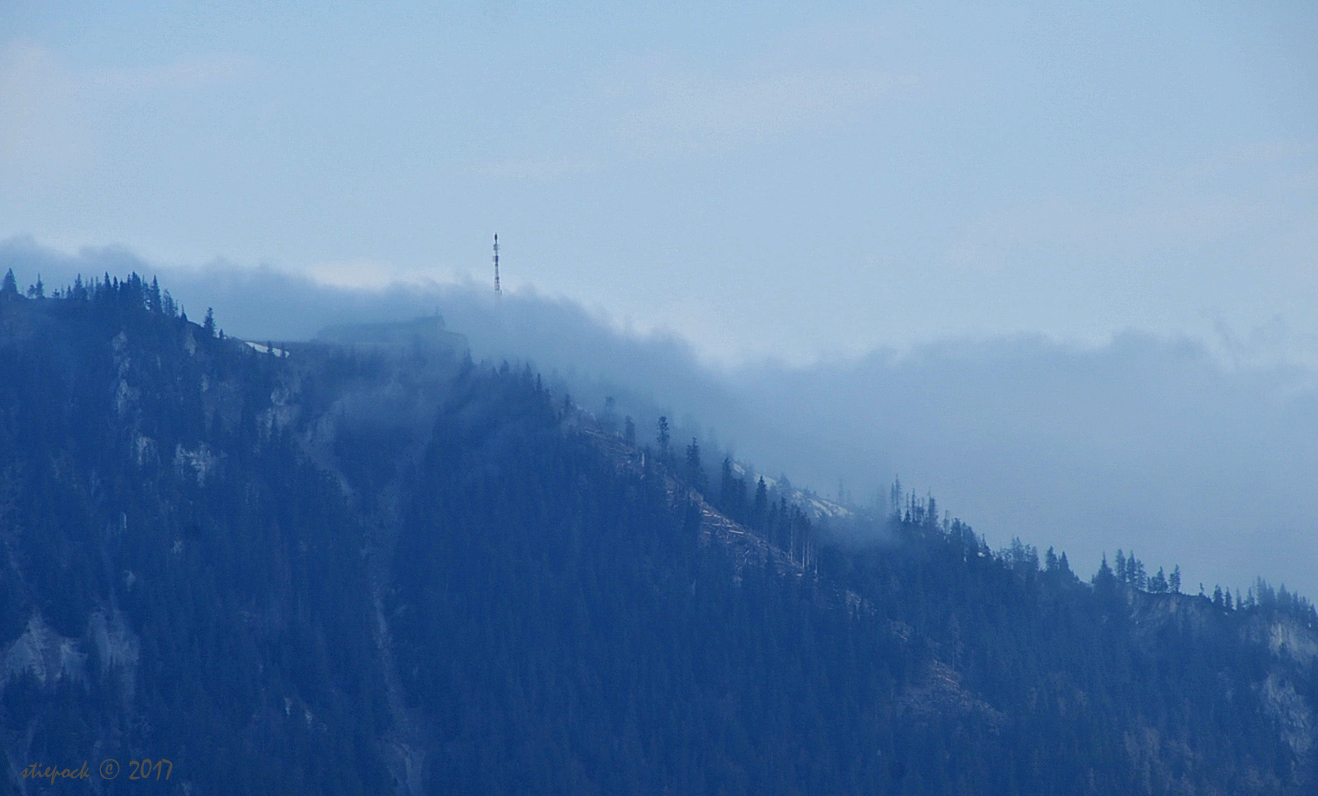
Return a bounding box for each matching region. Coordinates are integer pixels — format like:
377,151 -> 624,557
1,272 -> 1316,794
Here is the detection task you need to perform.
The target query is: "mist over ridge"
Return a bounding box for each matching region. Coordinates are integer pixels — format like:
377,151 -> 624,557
5,3 -> 1317,787
4,234 -> 1316,601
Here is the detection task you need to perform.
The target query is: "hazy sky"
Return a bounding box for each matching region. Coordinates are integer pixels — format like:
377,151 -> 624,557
3,0 -> 1316,364
3,3 -> 1318,595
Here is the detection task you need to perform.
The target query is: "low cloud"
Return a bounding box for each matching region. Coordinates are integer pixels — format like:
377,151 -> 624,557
5,236 -> 1316,601
733,334 -> 1318,601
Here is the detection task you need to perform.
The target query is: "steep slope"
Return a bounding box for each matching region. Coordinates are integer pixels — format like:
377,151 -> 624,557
0,280 -> 392,794
1,277 -> 1315,795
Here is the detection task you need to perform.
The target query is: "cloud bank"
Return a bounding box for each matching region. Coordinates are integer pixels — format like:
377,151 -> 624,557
5,236 -> 1316,600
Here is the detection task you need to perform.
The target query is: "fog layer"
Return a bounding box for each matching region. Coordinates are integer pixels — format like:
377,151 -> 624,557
6,236 -> 1315,599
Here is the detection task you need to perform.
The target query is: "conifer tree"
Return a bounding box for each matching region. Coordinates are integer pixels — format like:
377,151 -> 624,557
656,416 -> 670,459
753,477 -> 768,531
684,437 -> 705,492
1094,554 -> 1115,587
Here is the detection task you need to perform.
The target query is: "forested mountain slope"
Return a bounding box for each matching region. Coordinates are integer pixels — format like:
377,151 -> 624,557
1,274 -> 1315,795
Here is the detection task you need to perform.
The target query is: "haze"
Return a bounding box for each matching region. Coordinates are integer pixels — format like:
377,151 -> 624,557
3,2 -> 1317,595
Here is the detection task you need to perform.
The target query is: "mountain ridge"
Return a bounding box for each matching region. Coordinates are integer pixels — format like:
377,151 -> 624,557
1,273 -> 1315,794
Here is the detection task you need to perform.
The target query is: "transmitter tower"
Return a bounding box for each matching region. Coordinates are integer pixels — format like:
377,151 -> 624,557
493,234 -> 501,296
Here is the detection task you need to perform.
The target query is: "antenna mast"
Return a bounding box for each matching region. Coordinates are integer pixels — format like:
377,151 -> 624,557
493,234 -> 501,296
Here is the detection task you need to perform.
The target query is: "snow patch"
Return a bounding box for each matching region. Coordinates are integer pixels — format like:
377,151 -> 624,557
729,462 -> 853,520
245,341 -> 289,357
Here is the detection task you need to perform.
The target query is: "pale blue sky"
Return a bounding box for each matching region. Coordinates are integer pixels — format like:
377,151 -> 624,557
4,3 -> 1318,593
4,0 -> 1316,363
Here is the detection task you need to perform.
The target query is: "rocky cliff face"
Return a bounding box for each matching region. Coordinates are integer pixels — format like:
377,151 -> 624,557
1120,587 -> 1318,790
1251,614 -> 1317,765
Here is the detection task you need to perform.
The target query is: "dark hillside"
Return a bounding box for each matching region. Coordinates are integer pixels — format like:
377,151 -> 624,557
1,277 -> 390,794
0,275 -> 1315,795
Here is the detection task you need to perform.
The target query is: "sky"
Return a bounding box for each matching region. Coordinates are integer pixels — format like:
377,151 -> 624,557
3,1 -> 1318,594
4,0 -> 1316,363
